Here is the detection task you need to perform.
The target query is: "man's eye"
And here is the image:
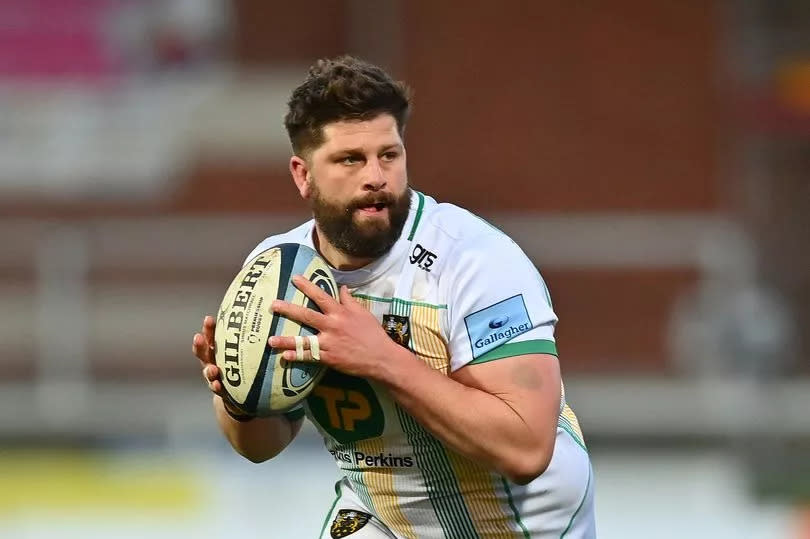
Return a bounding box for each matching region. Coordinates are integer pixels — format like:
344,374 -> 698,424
381,152 -> 399,161
341,156 -> 361,164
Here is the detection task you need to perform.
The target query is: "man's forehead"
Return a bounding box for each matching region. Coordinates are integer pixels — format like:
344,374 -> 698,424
320,115 -> 401,149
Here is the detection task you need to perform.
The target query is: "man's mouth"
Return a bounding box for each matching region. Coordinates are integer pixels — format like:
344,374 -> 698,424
355,201 -> 389,214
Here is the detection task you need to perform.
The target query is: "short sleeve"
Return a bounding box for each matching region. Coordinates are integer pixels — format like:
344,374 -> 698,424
442,232 -> 558,372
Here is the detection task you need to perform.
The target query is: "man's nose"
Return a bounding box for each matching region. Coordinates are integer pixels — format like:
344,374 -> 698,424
363,158 -> 387,190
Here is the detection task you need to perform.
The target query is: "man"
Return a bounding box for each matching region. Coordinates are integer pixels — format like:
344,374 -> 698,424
193,56 -> 595,538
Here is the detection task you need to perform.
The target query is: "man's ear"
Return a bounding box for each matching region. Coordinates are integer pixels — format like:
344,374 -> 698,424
289,155 -> 311,198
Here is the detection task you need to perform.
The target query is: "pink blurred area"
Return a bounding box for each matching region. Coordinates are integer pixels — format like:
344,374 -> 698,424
0,0 -> 121,81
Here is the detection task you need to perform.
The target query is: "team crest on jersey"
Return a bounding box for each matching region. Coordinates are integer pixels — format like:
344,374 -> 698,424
330,509 -> 371,538
383,314 -> 411,348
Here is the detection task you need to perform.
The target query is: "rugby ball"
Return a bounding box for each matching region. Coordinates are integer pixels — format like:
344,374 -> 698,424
214,243 -> 337,416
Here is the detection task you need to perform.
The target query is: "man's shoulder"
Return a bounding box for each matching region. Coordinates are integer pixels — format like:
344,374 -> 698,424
404,196 -> 519,279
418,197 -> 511,248
242,220 -> 314,266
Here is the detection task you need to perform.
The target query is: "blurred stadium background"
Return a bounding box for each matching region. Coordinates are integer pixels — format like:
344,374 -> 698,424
0,1 -> 808,537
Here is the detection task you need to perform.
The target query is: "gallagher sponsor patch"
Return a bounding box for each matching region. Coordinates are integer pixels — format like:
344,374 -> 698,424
464,294 -> 532,359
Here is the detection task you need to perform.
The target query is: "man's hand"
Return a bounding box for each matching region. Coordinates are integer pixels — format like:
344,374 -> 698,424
194,316 -> 301,461
269,275 -> 398,380
193,315 -> 255,419
192,315 -> 225,396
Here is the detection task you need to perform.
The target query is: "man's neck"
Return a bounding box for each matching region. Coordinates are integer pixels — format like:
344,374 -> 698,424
312,224 -> 374,271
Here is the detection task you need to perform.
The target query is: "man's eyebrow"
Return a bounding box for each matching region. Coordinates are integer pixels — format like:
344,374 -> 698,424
329,143 -> 402,156
331,147 -> 364,155
379,143 -> 403,151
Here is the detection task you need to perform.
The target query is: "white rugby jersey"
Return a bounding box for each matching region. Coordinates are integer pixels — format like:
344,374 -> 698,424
245,190 -> 592,538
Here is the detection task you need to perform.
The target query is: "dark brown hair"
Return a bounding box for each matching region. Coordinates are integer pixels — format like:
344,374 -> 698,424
284,55 -> 412,157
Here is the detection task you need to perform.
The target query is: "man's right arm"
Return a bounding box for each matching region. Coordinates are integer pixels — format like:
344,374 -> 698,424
194,315 -> 301,463
211,393 -> 303,463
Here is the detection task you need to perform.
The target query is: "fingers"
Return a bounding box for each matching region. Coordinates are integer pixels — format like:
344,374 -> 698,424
202,315 -> 216,346
292,275 -> 340,313
193,316 -> 216,365
269,334 -> 323,350
192,315 -> 225,395
269,335 -> 324,363
193,332 -> 214,365
272,299 -> 327,329
202,364 -> 225,395
339,285 -> 357,307
209,380 -> 224,395
281,348 -> 324,363
282,350 -> 322,362
203,364 -> 219,382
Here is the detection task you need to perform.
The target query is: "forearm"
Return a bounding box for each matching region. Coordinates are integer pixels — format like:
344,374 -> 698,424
374,348 -> 557,483
213,395 -> 300,463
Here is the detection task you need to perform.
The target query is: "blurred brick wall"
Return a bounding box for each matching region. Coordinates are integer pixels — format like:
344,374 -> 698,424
395,3 -> 720,372
400,2 -> 719,212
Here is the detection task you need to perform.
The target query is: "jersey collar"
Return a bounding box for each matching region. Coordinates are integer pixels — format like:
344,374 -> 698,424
303,189 -> 424,287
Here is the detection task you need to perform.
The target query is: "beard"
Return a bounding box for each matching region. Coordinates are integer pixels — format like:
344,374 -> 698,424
309,182 -> 412,260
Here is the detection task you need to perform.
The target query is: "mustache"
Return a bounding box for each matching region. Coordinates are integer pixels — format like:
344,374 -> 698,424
347,192 -> 396,211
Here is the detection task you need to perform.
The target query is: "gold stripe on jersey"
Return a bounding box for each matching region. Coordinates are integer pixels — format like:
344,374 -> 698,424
352,436 -> 416,538
353,295 -> 374,313
388,299 -> 480,537
409,304 -> 450,371
445,452 -> 516,536
559,404 -> 586,450
348,294 -> 441,537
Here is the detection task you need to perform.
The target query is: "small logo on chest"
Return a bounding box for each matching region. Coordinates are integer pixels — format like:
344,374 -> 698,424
383,314 -> 411,348
409,244 -> 437,272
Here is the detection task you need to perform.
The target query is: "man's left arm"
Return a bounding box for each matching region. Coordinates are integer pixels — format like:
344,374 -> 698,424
378,346 -> 561,484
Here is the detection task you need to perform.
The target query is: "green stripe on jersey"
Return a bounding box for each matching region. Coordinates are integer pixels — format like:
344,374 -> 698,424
391,296 -> 477,537
319,480 -> 343,538
469,339 -> 558,365
500,477 -> 531,538
396,405 -> 478,538
407,191 -> 425,241
559,417 -> 587,453
344,441 -> 379,517
560,464 -> 592,538
388,298 -> 410,319
352,293 -> 447,310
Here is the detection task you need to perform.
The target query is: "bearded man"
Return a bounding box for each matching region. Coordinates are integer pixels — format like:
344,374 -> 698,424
193,56 -> 596,539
